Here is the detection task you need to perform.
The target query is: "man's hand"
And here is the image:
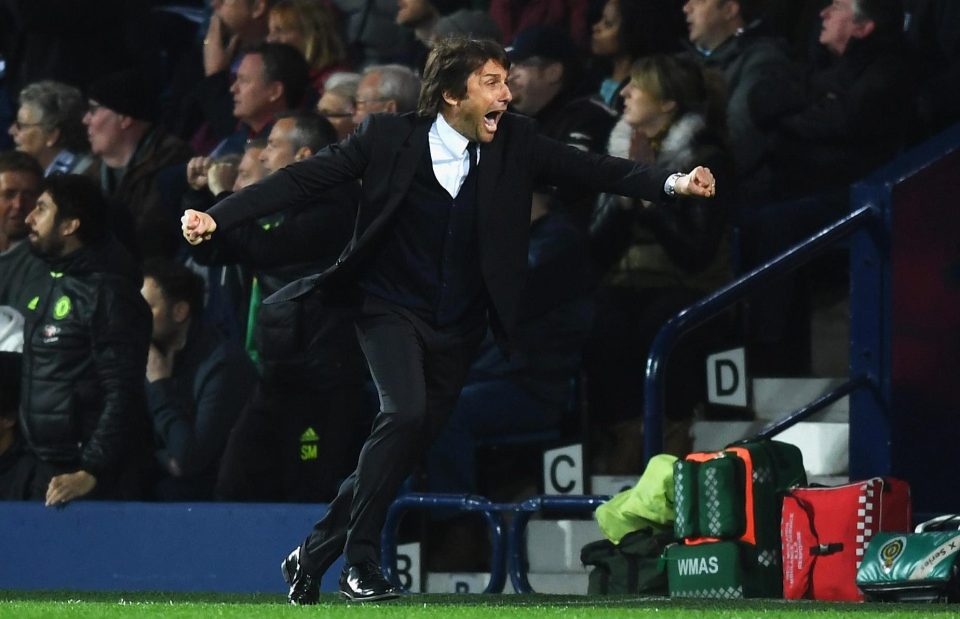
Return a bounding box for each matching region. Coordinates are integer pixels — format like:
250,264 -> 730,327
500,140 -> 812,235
207,160 -> 238,196
45,470 -> 97,507
181,209 -> 217,245
203,14 -> 239,77
146,343 -> 175,383
675,166 -> 716,198
186,156 -> 213,191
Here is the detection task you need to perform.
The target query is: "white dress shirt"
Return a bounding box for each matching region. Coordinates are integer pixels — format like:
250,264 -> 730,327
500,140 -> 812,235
429,114 -> 478,198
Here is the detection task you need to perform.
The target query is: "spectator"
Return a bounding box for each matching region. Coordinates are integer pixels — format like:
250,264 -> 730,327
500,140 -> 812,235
18,174 -> 152,504
352,64 -> 421,126
181,140 -> 268,342
190,112 -> 369,502
586,55 -> 733,466
508,25 -> 617,155
141,259 -> 258,500
682,0 -> 798,206
316,72 -> 362,140
761,0 -> 914,200
165,0 -> 274,148
0,152 -> 46,317
743,0 -> 914,374
84,68 -> 195,260
590,0 -> 687,110
233,138 -> 271,191
0,351 -> 33,499
507,25 -> 618,224
211,43 -> 311,157
9,81 -> 98,178
267,0 -> 351,93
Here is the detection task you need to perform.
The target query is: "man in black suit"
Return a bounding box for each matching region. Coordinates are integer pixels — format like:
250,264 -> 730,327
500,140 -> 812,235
183,37 -> 715,603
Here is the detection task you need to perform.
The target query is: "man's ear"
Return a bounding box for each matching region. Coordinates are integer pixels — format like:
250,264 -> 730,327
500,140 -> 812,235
852,18 -> 876,40
722,0 -> 741,21
294,146 -> 314,162
441,90 -> 460,107
59,217 -> 80,238
118,115 -> 134,130
268,82 -> 285,104
543,62 -> 564,86
384,99 -> 398,113
172,300 -> 191,323
45,127 -> 62,149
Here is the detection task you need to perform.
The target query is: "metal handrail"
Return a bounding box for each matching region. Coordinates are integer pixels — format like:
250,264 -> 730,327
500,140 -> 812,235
643,205 -> 881,463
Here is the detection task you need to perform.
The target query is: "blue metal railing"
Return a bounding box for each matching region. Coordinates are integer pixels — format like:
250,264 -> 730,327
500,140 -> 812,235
643,205 -> 881,463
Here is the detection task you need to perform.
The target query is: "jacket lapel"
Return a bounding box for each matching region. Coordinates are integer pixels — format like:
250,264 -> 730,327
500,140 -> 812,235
382,118 -> 430,218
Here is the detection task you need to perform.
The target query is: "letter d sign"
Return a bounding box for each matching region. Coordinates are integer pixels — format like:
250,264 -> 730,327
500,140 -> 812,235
706,347 -> 747,408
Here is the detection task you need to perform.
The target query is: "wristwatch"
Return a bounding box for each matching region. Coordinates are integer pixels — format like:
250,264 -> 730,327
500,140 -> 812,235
664,172 -> 683,197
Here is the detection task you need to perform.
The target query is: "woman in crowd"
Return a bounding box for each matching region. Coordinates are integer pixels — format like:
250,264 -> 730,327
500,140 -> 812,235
586,54 -> 733,469
267,0 -> 351,95
8,80 -> 98,177
590,0 -> 686,111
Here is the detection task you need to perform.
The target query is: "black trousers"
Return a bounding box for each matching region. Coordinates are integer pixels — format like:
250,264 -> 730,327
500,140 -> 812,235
299,296 -> 485,571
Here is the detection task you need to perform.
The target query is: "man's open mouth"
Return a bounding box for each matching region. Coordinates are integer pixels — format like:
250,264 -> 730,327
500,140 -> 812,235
483,111 -> 503,132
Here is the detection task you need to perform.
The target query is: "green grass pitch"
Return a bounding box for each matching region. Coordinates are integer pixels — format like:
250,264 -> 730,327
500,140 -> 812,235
1,592 -> 958,619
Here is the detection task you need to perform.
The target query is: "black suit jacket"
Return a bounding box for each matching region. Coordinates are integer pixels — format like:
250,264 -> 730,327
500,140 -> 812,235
208,112 -> 671,343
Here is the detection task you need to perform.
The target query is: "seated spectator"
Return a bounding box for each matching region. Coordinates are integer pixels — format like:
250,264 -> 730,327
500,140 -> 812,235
191,112 -> 369,502
760,0 -> 914,202
267,0 -> 351,94
682,0 -> 798,207
0,152 -> 46,317
506,25 -> 618,225
0,351 -> 33,500
167,0 -> 272,148
316,72 -> 362,140
741,0 -> 914,375
18,174 -> 152,504
590,0 -> 687,111
181,140 -> 268,342
141,259 -> 258,500
210,43 -> 312,158
9,81 -> 98,178
586,54 -> 733,467
352,64 -> 422,126
84,68 -> 195,260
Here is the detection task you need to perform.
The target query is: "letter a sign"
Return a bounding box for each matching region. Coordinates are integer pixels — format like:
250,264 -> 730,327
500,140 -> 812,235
706,347 -> 747,408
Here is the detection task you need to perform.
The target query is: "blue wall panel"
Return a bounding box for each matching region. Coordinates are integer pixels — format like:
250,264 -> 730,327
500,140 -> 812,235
0,502 -> 344,594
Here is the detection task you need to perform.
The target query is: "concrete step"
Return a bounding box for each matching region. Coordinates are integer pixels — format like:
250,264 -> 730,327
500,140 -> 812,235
526,519 -> 603,573
691,420 -> 849,476
751,377 -> 849,421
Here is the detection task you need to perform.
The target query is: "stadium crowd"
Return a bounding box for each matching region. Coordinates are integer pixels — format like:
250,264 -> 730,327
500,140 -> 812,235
0,0 -> 956,513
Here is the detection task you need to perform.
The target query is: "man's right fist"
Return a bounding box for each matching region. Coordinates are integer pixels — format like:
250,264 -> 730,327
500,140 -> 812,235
181,209 -> 217,245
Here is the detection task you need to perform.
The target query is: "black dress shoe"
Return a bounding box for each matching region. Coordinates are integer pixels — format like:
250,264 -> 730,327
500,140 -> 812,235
339,562 -> 400,601
281,546 -> 319,605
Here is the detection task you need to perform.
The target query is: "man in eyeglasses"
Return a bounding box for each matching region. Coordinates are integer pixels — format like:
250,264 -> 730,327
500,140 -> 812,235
351,64 -> 421,126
